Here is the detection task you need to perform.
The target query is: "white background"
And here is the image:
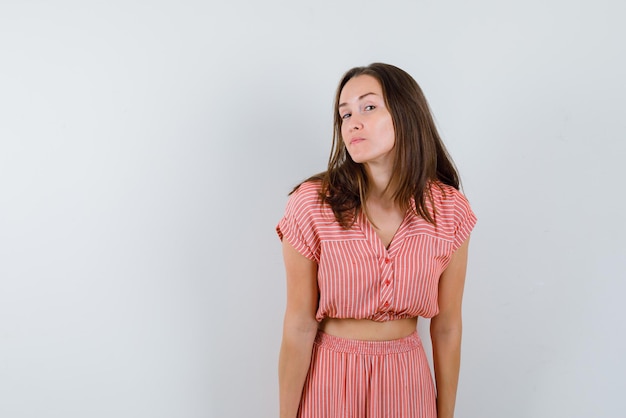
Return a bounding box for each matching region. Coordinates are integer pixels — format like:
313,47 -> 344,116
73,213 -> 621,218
1,1 -> 625,417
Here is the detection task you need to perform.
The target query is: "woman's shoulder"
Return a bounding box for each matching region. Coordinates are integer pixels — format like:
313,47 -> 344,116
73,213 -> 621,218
292,179 -> 323,195
428,181 -> 477,247
283,180 -> 325,217
288,180 -> 323,206
429,181 -> 470,208
424,181 -> 476,228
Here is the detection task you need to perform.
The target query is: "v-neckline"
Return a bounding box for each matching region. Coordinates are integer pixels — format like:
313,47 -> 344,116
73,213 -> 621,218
359,208 -> 411,254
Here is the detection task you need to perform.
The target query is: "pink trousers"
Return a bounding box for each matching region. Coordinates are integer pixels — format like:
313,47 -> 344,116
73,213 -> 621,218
297,330 -> 437,418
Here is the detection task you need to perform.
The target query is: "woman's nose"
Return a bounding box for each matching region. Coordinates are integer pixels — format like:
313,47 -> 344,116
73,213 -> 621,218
349,116 -> 363,131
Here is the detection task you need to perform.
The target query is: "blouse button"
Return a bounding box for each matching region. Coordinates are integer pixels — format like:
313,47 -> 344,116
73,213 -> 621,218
384,279 -> 391,286
385,258 -> 390,264
383,301 -> 390,308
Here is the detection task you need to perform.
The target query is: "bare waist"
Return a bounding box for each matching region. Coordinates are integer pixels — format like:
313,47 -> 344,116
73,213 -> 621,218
319,317 -> 418,341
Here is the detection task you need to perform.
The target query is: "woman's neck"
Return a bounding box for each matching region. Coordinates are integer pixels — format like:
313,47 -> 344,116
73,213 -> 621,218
364,162 -> 395,202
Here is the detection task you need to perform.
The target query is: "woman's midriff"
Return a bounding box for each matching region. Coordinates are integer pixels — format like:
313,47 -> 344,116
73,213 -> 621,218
319,317 -> 418,341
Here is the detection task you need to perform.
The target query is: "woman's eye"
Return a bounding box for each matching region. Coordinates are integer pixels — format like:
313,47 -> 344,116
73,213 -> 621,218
341,113 -> 351,119
364,105 -> 376,111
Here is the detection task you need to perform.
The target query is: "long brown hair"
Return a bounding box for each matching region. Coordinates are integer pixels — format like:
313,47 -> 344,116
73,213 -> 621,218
299,63 -> 460,228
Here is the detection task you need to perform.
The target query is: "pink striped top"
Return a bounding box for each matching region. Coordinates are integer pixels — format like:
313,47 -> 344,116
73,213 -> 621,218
276,181 -> 477,322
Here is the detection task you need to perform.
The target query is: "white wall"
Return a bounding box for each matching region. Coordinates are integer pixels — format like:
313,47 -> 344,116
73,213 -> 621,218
1,1 -> 624,417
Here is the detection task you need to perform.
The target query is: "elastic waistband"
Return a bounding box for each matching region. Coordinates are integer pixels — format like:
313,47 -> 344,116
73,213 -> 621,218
314,330 -> 422,355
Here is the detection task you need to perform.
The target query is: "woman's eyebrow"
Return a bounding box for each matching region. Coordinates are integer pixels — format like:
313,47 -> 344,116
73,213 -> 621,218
338,92 -> 378,108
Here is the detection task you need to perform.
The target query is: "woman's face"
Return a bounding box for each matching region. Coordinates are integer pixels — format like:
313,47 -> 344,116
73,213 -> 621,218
338,75 -> 395,168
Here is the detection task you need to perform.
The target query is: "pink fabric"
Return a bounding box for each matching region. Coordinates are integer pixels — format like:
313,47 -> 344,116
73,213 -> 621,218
276,181 -> 477,322
298,331 -> 436,418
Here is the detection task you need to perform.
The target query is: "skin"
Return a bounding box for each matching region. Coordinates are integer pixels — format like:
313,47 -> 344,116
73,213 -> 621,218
278,74 -> 470,418
278,241 -> 318,418
338,74 -> 396,177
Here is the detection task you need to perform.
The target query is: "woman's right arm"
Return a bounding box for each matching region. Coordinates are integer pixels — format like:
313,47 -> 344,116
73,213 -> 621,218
279,239 -> 319,418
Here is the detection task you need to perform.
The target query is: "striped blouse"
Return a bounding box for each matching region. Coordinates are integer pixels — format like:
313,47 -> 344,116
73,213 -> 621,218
276,180 -> 477,322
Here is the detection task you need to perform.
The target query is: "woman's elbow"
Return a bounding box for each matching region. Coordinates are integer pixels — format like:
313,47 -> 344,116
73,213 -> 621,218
282,312 -> 319,336
430,315 -> 462,340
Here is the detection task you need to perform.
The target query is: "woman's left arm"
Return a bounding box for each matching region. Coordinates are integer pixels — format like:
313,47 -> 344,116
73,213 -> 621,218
430,237 -> 471,418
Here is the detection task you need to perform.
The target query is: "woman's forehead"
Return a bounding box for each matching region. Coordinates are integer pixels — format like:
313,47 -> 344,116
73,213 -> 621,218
339,75 -> 383,103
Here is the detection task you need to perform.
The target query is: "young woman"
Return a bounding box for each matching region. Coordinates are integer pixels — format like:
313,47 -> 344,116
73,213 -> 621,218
276,63 -> 477,418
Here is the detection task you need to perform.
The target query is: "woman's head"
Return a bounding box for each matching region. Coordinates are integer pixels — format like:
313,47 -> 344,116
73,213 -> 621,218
315,63 -> 460,227
337,74 -> 396,168
331,63 -> 458,189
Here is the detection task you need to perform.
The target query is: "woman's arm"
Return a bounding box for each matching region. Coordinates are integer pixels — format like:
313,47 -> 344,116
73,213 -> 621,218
430,237 -> 471,418
279,240 -> 319,418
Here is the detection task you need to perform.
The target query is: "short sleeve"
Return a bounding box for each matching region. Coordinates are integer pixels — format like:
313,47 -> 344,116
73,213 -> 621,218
276,183 -> 322,262
451,190 -> 477,252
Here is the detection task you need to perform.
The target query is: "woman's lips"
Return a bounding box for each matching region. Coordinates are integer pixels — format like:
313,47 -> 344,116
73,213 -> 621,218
350,137 -> 365,145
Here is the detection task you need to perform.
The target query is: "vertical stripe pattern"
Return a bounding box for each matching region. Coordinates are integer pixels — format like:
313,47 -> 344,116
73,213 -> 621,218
298,331 -> 436,418
276,180 -> 477,322
277,181 -> 477,417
